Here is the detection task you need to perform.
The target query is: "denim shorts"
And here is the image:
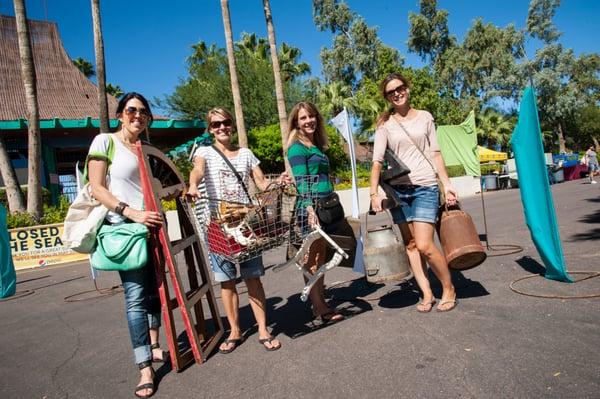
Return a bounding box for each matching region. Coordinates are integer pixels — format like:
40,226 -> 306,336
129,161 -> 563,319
209,253 -> 264,283
390,184 -> 439,224
590,163 -> 599,172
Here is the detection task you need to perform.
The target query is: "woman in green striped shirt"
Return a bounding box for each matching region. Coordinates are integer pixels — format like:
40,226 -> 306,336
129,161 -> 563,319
286,102 -> 344,323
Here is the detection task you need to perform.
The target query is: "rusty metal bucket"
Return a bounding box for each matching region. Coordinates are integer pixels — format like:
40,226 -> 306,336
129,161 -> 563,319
437,203 -> 486,271
362,210 -> 412,283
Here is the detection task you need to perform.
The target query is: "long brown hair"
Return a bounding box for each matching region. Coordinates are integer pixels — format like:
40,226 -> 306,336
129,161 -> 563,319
286,102 -> 328,150
376,73 -> 411,127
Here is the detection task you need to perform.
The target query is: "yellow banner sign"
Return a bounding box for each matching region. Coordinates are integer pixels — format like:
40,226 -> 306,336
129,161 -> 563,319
8,223 -> 87,270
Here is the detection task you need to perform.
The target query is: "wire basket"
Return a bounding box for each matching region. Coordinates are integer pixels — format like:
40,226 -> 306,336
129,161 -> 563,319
191,176 -> 319,264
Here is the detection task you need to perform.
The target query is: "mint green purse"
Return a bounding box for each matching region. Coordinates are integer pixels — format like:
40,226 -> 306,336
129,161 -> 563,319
90,223 -> 149,271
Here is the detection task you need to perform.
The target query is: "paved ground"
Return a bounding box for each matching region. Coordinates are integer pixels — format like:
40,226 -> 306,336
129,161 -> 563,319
1,179 -> 599,399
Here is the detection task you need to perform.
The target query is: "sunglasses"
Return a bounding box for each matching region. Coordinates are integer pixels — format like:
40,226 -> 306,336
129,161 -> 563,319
209,119 -> 233,129
385,84 -> 408,98
124,106 -> 150,118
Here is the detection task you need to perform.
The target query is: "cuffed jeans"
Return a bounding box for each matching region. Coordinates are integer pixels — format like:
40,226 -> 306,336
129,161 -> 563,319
119,254 -> 161,366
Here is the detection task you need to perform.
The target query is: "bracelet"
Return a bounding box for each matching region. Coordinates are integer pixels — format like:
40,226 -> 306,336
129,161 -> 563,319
369,192 -> 378,197
115,202 -> 129,215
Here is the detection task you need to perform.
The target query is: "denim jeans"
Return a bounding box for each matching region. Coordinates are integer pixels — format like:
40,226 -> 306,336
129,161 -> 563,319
118,254 -> 161,366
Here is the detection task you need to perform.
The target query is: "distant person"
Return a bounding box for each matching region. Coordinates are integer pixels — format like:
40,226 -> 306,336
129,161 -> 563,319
585,145 -> 598,184
188,107 -> 289,354
369,73 -> 458,313
87,92 -> 166,398
286,101 -> 345,323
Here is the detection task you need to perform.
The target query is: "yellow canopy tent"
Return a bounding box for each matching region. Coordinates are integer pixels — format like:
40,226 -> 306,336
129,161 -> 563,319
478,146 -> 507,162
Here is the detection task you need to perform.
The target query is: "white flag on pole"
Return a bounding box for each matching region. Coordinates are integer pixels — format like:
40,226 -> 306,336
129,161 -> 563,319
330,109 -> 365,274
330,108 -> 360,218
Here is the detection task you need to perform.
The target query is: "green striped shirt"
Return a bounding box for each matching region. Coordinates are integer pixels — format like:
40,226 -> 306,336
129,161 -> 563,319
287,141 -> 333,204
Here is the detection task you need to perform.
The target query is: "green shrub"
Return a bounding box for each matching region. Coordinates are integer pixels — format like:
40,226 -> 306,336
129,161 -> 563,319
6,211 -> 37,229
446,164 -> 467,177
480,164 -> 504,175
161,199 -> 177,211
0,187 -> 52,207
6,196 -> 70,229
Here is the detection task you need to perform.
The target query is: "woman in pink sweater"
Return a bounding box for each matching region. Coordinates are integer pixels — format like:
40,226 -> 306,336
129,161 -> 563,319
369,73 -> 458,313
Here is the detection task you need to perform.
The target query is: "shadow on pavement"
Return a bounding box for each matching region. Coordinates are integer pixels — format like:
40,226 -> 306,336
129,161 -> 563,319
516,256 -> 545,275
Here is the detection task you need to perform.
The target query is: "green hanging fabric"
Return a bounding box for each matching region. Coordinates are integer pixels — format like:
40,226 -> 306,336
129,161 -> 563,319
437,110 -> 481,176
0,203 -> 17,298
510,87 -> 572,283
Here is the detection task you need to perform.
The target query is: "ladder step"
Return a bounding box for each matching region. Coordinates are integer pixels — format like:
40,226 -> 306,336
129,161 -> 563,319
171,235 -> 196,255
187,283 -> 210,306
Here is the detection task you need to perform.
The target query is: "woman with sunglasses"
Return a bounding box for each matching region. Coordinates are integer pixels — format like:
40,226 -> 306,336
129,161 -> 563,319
369,73 -> 458,313
87,92 -> 165,398
286,101 -> 344,323
188,107 -> 287,354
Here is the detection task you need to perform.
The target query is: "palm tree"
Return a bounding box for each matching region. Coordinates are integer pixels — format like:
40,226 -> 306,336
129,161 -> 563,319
0,138 -> 25,213
278,43 -> 311,82
91,0 -> 110,133
262,0 -> 290,170
476,108 -> 513,148
72,57 -> 95,78
106,83 -> 123,98
220,0 -> 248,148
236,33 -> 268,60
316,81 -> 354,119
13,0 -> 42,220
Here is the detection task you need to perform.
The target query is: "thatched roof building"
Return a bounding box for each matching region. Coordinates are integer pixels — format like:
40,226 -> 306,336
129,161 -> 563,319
0,15 -> 204,201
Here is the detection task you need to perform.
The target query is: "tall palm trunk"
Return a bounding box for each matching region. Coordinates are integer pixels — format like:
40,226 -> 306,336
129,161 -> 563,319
220,0 -> 247,148
0,136 -> 25,213
262,0 -> 290,172
13,0 -> 42,220
91,0 -> 109,133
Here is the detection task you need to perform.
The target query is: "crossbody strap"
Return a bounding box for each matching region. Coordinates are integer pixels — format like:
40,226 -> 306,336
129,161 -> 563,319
392,116 -> 438,178
211,145 -> 252,202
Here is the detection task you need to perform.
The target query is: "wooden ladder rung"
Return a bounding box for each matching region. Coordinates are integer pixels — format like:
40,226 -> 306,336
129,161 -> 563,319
186,284 -> 210,306
171,235 -> 196,255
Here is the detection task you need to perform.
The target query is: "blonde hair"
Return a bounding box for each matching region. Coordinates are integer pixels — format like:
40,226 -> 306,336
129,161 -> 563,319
286,102 -> 328,150
206,107 -> 234,127
376,73 -> 411,127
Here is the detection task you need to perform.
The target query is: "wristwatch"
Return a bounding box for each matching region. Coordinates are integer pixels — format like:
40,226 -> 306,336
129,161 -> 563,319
115,202 -> 129,215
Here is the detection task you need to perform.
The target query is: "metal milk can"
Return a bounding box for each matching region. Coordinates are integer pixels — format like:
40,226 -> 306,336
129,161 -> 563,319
437,203 -> 487,271
362,210 -> 412,283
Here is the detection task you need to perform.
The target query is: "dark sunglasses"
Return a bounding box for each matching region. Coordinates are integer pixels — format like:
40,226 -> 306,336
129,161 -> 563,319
385,84 -> 407,98
209,119 -> 233,129
124,106 -> 150,118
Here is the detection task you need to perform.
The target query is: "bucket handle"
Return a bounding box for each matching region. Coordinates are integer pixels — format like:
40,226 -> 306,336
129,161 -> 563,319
363,207 -> 403,247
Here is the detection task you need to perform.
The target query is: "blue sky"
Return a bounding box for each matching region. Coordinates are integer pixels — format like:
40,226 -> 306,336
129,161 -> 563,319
1,0 -> 598,114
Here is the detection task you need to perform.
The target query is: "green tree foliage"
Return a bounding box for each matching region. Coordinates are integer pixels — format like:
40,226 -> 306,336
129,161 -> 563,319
160,36 -> 309,130
407,0 -> 455,66
106,83 -> 123,98
476,108 -> 514,148
248,124 -> 348,174
523,0 -> 600,152
436,19 -> 524,109
248,124 -> 286,172
72,57 -> 95,78
312,0 -> 402,89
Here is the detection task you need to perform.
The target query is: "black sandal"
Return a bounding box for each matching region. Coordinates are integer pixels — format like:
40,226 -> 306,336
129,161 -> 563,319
135,361 -> 155,398
150,343 -> 169,363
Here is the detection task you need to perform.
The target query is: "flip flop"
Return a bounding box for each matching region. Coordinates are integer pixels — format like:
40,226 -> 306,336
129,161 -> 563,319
436,299 -> 458,312
134,382 -> 155,398
219,338 -> 243,354
416,299 -> 436,313
258,337 -> 281,352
